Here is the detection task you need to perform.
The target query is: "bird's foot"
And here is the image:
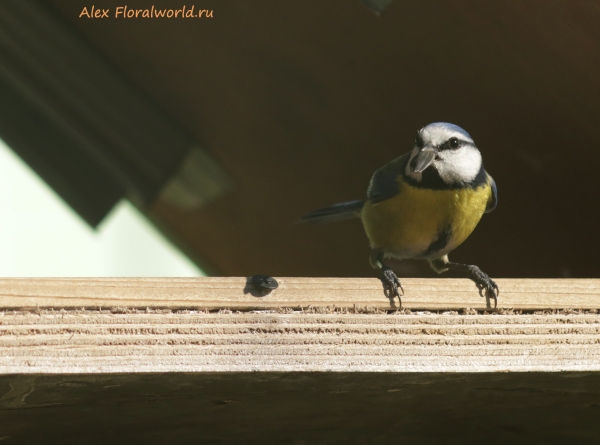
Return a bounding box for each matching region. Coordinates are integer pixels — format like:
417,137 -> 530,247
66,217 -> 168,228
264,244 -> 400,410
380,265 -> 404,307
466,265 -> 499,308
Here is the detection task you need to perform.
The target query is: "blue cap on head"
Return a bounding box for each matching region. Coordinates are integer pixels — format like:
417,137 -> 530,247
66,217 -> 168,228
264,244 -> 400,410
423,122 -> 472,140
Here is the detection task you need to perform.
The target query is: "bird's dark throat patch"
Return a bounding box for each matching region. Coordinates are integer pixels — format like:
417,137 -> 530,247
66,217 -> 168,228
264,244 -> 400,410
405,161 -> 488,191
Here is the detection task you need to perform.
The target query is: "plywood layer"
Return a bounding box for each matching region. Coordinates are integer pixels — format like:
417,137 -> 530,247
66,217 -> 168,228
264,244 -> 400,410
0,278 -> 599,373
1,310 -> 600,373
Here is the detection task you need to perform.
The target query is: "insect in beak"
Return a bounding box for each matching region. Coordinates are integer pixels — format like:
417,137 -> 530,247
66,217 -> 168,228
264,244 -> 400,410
411,147 -> 437,173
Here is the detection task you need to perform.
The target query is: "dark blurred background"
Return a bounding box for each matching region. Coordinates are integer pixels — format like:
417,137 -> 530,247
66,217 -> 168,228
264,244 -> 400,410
1,0 -> 599,279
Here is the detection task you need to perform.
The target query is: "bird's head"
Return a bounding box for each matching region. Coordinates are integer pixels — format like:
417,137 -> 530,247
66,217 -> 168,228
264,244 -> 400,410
406,122 -> 483,185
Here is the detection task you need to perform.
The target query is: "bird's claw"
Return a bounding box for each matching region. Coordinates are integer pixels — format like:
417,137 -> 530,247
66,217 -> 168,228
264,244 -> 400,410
381,266 -> 404,307
467,265 -> 499,308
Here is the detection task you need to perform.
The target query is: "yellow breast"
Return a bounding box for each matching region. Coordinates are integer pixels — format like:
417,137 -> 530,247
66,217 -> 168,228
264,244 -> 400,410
361,178 -> 491,259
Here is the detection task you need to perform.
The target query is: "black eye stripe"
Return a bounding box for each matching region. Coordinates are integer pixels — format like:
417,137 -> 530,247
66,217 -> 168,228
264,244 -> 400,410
415,132 -> 424,148
439,138 -> 472,150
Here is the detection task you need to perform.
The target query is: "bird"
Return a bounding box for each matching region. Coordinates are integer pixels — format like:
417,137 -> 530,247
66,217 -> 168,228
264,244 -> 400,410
301,122 -> 498,307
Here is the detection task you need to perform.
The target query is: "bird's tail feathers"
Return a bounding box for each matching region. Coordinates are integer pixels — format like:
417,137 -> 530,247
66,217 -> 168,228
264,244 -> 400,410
300,199 -> 365,224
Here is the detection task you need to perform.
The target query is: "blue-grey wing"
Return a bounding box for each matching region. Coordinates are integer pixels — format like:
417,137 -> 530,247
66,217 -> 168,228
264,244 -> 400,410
485,176 -> 498,213
367,153 -> 408,204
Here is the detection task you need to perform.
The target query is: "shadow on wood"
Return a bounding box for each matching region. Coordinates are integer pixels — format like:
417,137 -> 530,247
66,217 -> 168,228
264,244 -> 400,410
1,372 -> 600,444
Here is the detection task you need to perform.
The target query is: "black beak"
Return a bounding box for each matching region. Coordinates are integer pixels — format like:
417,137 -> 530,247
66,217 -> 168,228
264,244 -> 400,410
411,147 -> 437,173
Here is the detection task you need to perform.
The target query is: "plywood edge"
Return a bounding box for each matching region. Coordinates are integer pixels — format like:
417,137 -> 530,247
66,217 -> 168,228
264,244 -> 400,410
1,278 -> 599,373
1,310 -> 600,373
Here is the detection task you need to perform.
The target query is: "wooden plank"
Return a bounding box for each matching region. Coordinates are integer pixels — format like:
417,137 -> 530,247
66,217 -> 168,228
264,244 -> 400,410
2,372 -> 600,444
0,277 -> 598,310
1,278 -> 599,374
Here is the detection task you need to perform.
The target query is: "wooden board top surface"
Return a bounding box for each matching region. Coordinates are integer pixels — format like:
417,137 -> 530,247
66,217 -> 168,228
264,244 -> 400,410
0,277 -> 598,311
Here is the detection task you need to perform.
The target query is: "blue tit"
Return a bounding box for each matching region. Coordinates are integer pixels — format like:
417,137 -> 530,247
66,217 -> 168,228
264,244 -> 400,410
301,122 -> 498,307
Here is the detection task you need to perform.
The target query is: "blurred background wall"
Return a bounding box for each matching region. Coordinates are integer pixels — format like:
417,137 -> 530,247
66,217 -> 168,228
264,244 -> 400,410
0,0 -> 599,279
0,138 -> 202,276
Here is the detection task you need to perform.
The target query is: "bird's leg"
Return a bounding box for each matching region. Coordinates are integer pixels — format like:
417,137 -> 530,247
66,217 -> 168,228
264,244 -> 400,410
371,249 -> 404,307
449,262 -> 499,308
430,256 -> 498,308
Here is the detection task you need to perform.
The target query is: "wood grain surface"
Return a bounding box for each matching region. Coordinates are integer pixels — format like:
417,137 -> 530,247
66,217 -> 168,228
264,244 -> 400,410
0,277 -> 598,310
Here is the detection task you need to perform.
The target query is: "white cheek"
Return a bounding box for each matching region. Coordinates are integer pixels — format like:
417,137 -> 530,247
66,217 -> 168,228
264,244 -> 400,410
437,148 -> 482,183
